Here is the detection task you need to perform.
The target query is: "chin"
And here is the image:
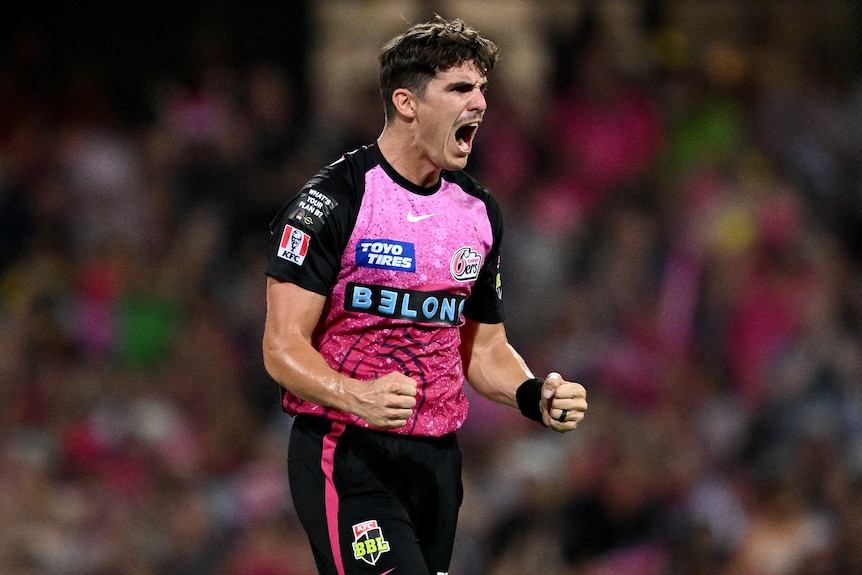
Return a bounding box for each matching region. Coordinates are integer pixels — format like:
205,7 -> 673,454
445,155 -> 470,171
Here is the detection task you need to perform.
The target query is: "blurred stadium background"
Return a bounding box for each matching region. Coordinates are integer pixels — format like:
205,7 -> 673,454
2,1 -> 862,574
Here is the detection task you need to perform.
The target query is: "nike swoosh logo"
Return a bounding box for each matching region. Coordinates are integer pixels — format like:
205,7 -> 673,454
407,211 -> 435,223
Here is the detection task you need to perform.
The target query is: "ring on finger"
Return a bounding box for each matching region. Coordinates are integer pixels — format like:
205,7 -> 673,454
556,409 -> 568,423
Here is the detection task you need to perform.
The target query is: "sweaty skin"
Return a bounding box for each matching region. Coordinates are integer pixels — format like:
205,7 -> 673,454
263,277 -> 418,430
377,61 -> 488,187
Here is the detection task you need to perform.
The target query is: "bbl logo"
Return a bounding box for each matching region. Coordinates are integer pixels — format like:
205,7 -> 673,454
351,519 -> 391,565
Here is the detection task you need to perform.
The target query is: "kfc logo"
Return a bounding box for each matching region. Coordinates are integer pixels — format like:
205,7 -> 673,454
277,224 -> 310,265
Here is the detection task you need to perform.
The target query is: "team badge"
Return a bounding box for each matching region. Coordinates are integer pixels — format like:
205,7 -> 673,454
450,246 -> 483,282
351,519 -> 391,566
277,224 -> 310,265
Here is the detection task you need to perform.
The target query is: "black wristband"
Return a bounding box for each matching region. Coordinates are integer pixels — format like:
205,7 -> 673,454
516,377 -> 545,423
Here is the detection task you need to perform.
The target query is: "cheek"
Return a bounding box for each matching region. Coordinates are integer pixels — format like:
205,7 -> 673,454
426,122 -> 451,150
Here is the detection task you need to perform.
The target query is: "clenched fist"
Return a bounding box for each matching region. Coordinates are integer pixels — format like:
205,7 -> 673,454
541,372 -> 587,432
347,372 -> 418,430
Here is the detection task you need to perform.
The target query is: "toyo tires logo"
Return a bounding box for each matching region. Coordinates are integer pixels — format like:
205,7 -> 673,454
450,246 -> 482,282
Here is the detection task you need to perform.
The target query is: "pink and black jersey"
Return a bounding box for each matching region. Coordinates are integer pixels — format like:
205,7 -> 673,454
266,144 -> 505,437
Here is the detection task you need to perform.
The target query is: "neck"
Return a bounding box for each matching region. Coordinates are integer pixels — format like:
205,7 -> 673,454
377,128 -> 441,188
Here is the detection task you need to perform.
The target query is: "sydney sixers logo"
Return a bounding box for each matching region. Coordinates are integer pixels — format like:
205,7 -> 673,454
450,246 -> 482,282
351,519 -> 391,566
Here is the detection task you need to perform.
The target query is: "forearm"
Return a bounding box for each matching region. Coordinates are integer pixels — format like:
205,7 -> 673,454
263,278 -> 418,429
461,328 -> 533,408
462,319 -> 588,430
263,329 -> 418,430
263,278 -> 361,412
263,331 -> 360,412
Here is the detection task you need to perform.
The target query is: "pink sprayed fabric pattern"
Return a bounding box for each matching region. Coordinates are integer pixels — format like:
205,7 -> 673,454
283,163 -> 495,437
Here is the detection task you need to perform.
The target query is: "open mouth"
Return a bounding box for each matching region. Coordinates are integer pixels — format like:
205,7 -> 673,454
455,122 -> 479,154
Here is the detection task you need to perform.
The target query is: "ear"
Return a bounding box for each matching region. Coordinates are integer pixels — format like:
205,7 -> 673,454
391,87 -> 418,119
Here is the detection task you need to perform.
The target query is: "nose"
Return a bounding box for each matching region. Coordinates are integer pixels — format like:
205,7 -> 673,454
469,87 -> 486,113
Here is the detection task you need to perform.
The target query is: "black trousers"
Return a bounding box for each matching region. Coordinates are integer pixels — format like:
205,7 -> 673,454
288,415 -> 463,575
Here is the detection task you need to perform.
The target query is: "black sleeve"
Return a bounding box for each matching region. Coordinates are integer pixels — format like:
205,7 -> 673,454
265,162 -> 360,295
462,194 -> 505,324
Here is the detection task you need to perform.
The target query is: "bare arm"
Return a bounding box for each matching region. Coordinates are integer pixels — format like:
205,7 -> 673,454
459,319 -> 587,431
262,276 -> 418,430
458,319 -> 532,407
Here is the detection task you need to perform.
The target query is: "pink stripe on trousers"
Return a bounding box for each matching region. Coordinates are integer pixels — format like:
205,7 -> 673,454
322,422 -> 347,575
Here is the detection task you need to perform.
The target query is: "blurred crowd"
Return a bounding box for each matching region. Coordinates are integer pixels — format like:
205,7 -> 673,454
3,4 -> 862,575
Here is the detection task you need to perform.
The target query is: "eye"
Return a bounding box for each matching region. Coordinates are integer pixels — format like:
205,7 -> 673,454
451,82 -> 487,94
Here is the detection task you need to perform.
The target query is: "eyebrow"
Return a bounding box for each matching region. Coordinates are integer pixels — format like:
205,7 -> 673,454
447,79 -> 489,92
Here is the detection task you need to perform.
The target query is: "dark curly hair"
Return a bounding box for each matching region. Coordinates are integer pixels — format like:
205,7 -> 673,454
378,15 -> 500,120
